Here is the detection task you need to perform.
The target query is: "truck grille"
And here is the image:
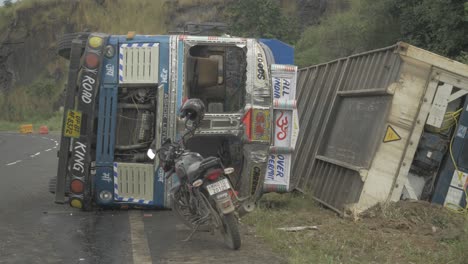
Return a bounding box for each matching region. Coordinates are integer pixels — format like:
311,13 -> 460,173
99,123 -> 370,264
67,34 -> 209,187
119,43 -> 159,84
114,162 -> 154,202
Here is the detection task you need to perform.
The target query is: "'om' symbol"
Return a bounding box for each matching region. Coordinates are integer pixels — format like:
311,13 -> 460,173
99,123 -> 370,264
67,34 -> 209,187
276,112 -> 289,140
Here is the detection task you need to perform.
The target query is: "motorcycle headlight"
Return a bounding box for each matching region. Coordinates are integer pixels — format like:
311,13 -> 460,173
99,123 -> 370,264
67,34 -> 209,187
147,148 -> 156,160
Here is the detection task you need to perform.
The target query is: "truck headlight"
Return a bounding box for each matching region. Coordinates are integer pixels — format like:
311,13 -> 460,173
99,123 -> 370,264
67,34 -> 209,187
99,190 -> 113,202
105,45 -> 115,58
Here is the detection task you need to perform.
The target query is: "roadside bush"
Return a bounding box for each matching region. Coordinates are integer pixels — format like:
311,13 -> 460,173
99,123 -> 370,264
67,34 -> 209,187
295,0 -> 400,67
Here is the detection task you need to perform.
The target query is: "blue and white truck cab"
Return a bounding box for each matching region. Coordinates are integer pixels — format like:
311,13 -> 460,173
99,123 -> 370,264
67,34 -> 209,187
54,32 -> 300,210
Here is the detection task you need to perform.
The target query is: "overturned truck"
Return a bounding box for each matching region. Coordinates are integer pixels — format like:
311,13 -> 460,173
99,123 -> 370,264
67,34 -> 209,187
293,42 -> 468,214
53,32 -> 300,211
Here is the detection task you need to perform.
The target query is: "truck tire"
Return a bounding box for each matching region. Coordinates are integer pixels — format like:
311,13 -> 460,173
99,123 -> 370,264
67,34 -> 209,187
57,32 -> 89,60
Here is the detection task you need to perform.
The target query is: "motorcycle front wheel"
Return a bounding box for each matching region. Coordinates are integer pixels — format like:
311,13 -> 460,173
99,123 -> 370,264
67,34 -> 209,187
221,212 -> 241,250
171,188 -> 213,231
171,188 -> 197,229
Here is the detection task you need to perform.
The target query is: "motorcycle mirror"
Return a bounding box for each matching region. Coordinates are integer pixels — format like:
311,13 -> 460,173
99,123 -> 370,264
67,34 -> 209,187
180,98 -> 206,126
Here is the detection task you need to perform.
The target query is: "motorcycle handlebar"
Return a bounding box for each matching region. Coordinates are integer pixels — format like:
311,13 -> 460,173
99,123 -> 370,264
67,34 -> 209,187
165,168 -> 175,179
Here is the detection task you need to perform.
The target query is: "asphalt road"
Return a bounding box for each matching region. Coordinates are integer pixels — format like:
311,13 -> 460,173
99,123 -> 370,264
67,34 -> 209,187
0,132 -> 285,264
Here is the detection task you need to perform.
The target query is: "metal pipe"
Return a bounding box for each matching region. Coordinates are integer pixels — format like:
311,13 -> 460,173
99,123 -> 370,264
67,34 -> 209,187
114,143 -> 149,150
117,103 -> 154,110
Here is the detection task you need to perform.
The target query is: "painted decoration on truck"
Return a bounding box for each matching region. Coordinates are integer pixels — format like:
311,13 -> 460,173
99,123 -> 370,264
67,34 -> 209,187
274,110 -> 292,147
264,64 -> 299,193
265,154 -> 291,191
251,109 -> 271,142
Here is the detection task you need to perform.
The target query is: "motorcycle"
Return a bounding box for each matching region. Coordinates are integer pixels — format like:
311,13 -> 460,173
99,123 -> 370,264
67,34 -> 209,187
147,98 -> 241,250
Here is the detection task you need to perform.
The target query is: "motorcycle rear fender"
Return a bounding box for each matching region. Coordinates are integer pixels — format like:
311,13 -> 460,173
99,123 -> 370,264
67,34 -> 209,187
212,190 -> 235,214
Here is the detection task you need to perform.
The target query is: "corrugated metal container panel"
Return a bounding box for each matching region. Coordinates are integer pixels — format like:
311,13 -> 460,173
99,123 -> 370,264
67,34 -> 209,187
308,160 -> 363,212
292,45 -> 403,212
292,59 -> 347,189
340,48 -> 401,92
292,42 -> 468,214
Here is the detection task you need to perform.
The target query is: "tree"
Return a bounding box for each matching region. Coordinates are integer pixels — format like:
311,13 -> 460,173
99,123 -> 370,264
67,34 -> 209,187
395,0 -> 468,60
295,0 -> 400,67
226,0 -> 299,44
3,0 -> 12,7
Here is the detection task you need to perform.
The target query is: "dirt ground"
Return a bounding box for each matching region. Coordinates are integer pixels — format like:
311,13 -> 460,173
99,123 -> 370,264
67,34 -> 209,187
243,194 -> 468,264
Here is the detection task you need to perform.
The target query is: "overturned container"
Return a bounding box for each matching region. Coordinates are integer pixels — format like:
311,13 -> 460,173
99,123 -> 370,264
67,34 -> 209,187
293,42 -> 468,214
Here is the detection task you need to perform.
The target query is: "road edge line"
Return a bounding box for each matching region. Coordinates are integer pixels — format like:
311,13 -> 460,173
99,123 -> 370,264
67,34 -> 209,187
129,211 -> 153,264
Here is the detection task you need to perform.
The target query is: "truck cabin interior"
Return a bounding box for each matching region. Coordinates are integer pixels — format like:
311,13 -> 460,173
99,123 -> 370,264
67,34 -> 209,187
184,44 -> 247,185
185,44 -> 246,113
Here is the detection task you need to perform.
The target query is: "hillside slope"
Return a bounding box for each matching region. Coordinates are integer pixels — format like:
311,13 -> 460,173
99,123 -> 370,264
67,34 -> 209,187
0,0 -> 333,121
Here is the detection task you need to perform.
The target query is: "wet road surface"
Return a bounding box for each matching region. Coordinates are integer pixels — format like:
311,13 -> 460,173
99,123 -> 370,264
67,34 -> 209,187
0,132 -> 285,264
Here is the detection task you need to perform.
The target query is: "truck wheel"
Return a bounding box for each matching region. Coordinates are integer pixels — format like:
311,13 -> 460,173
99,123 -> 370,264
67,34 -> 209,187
57,32 -> 89,60
48,177 -> 70,195
222,212 -> 241,250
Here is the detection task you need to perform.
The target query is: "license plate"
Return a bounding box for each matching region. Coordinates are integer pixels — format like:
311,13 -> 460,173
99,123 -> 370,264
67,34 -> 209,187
64,110 -> 82,138
207,178 -> 231,195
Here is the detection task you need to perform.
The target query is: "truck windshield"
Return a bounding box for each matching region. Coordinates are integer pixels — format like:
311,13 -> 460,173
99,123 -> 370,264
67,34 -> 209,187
185,45 -> 246,113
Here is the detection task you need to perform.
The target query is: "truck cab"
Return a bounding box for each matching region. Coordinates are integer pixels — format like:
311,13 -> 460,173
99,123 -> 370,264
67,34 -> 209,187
54,33 -> 300,210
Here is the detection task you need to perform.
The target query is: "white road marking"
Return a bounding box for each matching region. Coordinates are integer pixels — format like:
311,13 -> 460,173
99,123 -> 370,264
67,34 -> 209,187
29,152 -> 41,158
129,211 -> 152,264
1,134 -> 57,166
6,160 -> 22,166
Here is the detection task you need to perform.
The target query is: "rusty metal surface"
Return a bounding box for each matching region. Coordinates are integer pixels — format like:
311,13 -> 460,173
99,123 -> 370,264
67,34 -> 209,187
292,44 -> 403,212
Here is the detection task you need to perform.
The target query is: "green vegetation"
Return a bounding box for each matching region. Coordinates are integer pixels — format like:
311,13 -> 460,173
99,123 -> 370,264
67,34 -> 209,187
227,0 -> 300,44
0,76 -> 64,121
295,0 -> 400,66
1,0 -> 467,121
71,0 -> 166,34
295,0 -> 468,67
396,0 -> 468,62
0,0 -> 169,123
0,111 -> 62,131
244,193 -> 468,264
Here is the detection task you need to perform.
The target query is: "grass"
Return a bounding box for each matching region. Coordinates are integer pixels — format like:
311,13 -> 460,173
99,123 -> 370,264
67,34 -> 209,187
243,193 -> 468,264
0,111 -> 63,132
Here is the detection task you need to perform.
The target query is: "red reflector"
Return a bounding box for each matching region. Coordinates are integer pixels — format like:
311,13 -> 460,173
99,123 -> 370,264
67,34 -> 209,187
85,53 -> 99,69
206,169 -> 223,181
70,179 -> 84,194
228,189 -> 238,199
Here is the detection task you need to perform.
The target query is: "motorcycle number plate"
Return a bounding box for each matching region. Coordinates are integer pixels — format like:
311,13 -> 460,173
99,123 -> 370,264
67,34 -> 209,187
207,179 -> 231,195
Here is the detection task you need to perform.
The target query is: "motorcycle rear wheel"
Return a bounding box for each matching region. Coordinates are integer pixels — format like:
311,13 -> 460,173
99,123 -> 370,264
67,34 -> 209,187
222,213 -> 241,250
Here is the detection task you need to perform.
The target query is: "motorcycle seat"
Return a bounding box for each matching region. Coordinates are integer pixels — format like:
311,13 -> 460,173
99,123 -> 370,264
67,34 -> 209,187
199,157 -> 221,171
186,157 -> 221,181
